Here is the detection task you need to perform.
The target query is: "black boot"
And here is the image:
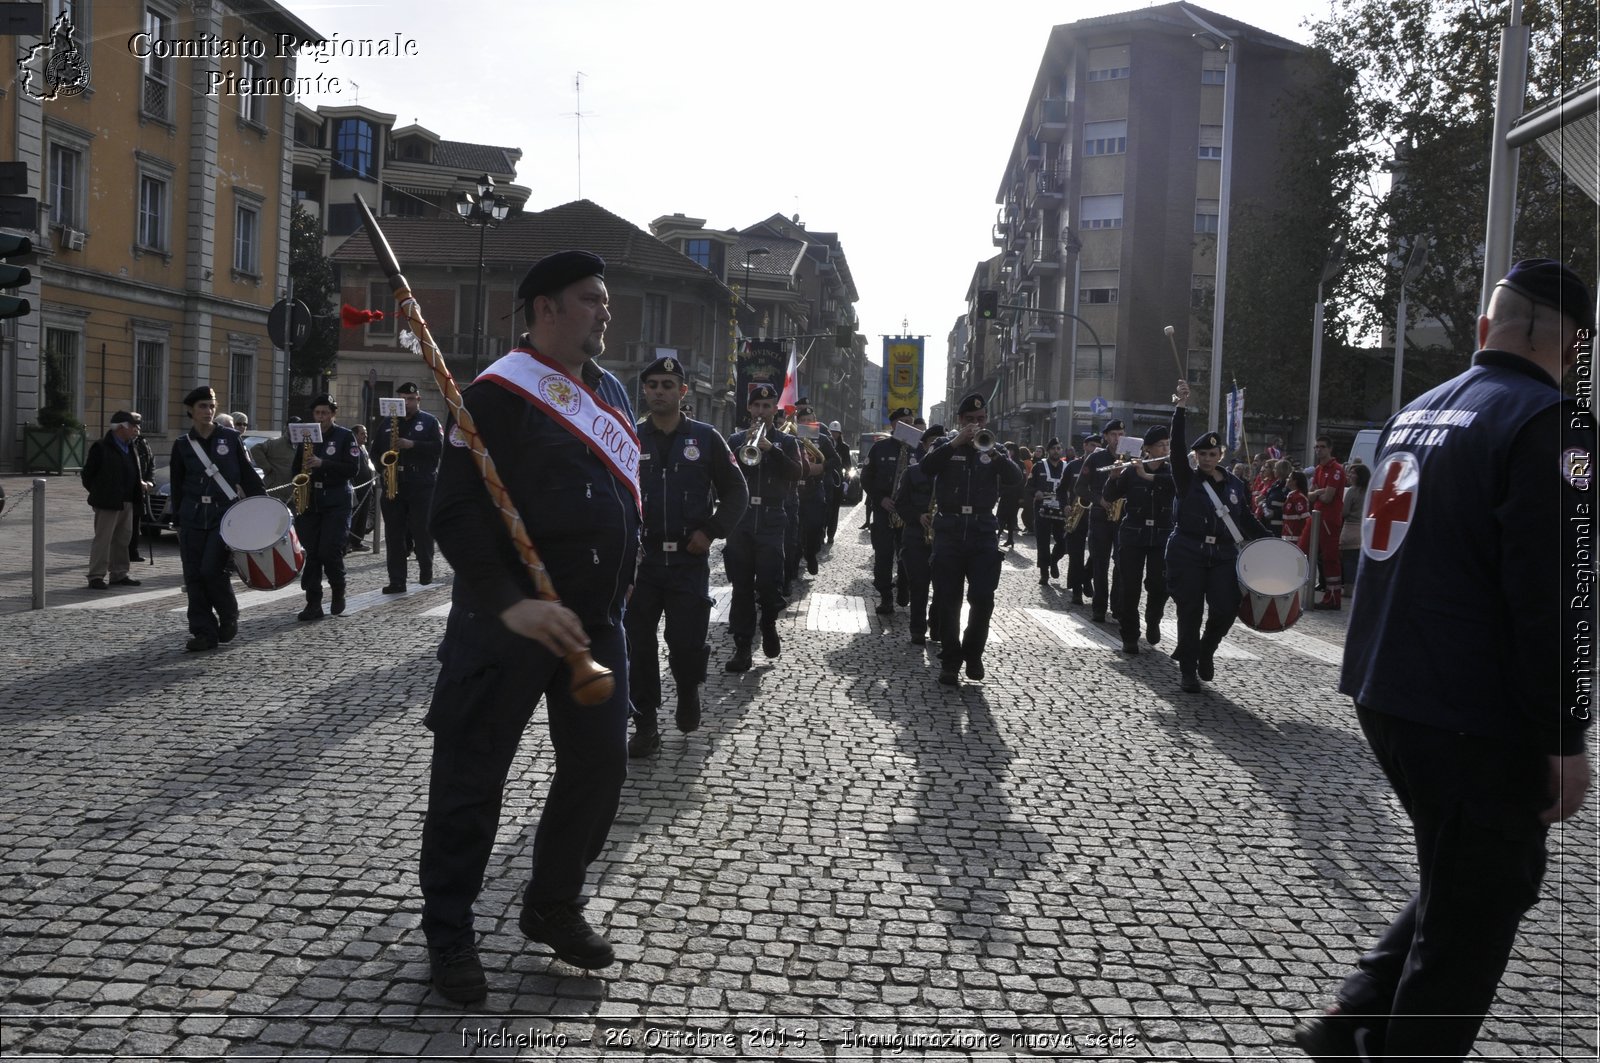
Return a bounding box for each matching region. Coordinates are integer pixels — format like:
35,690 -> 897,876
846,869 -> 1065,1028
330,583 -> 346,616
760,615 -> 781,659
725,641 -> 753,673
671,646 -> 708,732
298,595 -> 324,622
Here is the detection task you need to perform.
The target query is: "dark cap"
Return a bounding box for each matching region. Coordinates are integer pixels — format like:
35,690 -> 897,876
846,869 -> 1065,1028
956,393 -> 986,415
1046,437 -> 1060,448
921,426 -> 944,444
1102,418 -> 1125,434
1497,259 -> 1593,331
1144,425 -> 1170,445
1191,430 -> 1223,451
639,355 -> 686,382
516,250 -> 606,303
311,393 -> 338,411
396,381 -> 420,395
889,406 -> 916,420
182,386 -> 216,407
748,383 -> 777,403
110,410 -> 141,426
1080,432 -> 1100,447
796,395 -> 812,407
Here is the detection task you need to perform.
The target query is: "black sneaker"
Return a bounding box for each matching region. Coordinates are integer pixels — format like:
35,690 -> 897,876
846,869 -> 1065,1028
724,645 -> 753,673
111,576 -> 142,587
627,728 -> 661,758
217,618 -> 238,644
88,578 -> 108,590
1197,651 -> 1215,682
675,686 -> 701,733
1292,1006 -> 1382,1063
520,903 -> 615,969
428,942 -> 488,1003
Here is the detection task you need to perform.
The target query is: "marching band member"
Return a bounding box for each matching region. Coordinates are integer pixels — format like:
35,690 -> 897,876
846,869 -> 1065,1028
1102,425 -> 1175,655
774,406 -> 805,597
1062,432 -> 1100,606
891,425 -> 944,646
1080,419 -> 1125,622
1029,437 -> 1070,585
826,420 -> 851,545
862,407 -> 916,615
916,393 -> 1024,686
290,394 -> 357,621
374,381 -> 444,593
626,356 -> 748,757
724,385 -> 803,672
1165,381 -> 1270,692
793,398 -> 842,577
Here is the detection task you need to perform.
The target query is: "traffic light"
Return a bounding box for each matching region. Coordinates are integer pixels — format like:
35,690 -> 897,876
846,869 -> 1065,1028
0,233 -> 31,320
835,324 -> 852,348
977,289 -> 999,319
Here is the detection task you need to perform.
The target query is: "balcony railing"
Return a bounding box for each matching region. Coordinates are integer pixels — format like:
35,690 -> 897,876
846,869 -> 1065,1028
1032,97 -> 1070,143
1024,239 -> 1061,276
143,76 -> 170,122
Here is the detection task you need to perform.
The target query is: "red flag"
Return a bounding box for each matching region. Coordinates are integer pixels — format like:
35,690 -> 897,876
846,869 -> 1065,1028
778,340 -> 799,413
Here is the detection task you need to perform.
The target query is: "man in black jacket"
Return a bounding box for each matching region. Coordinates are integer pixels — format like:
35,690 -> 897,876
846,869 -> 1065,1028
82,410 -> 152,589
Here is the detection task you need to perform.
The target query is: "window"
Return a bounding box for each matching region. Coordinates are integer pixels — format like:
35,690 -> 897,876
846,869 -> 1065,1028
327,203 -> 360,236
1195,198 -> 1219,234
44,327 -> 81,420
229,347 -> 254,421
137,174 -> 167,251
240,57 -> 265,125
1075,345 -> 1116,381
142,7 -> 170,121
641,293 -> 669,344
367,281 -> 394,336
1079,194 -> 1123,230
233,204 -> 259,275
1079,269 -> 1119,304
1083,120 -> 1127,157
1087,45 -> 1130,82
1199,125 -> 1223,160
334,118 -> 375,179
1192,274 -> 1215,310
135,339 -> 164,425
1202,52 -> 1227,85
48,144 -> 81,229
684,239 -> 711,269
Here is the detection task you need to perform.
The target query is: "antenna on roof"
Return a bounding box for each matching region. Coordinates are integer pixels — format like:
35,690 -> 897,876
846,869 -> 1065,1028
566,71 -> 595,199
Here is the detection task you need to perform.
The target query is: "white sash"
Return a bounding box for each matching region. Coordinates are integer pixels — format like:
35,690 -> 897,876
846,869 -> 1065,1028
187,436 -> 238,502
1201,481 -> 1245,545
478,348 -> 642,514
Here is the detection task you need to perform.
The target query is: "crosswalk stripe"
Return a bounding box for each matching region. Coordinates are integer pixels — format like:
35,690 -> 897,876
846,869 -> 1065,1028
805,593 -> 873,633
422,602 -> 452,617
57,585 -> 183,610
1024,607 -> 1261,659
1238,623 -> 1345,665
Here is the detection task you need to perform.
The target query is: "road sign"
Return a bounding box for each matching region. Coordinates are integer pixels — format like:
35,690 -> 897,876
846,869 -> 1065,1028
1089,396 -> 1110,416
267,299 -> 311,350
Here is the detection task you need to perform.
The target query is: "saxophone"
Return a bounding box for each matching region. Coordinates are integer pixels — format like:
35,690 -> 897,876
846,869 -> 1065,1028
381,412 -> 400,499
291,441 -> 313,514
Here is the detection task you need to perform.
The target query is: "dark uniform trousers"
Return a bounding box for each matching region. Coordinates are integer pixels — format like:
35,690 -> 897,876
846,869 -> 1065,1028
723,514 -> 787,641
1339,707 -> 1548,1061
799,491 -> 830,569
419,611 -> 629,948
869,518 -> 902,597
296,505 -> 351,602
932,531 -> 1003,670
382,485 -> 435,584
899,529 -> 934,637
782,497 -> 801,585
179,525 -> 238,639
1165,537 -> 1240,666
1113,535 -> 1167,645
625,553 -> 712,732
1087,511 -> 1116,614
1034,509 -> 1067,572
1064,517 -> 1090,593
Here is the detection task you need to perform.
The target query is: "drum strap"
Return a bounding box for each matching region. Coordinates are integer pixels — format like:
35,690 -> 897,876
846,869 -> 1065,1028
187,437 -> 238,503
1201,482 -> 1245,545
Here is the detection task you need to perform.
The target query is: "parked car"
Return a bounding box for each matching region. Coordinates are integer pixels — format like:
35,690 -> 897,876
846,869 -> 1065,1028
141,434 -> 270,537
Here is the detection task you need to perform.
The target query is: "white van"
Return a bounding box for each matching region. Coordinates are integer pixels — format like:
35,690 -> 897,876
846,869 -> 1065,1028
1348,428 -> 1382,468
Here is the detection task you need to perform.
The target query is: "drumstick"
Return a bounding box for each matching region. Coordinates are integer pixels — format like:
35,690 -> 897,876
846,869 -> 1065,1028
351,194 -> 614,707
1162,325 -> 1186,377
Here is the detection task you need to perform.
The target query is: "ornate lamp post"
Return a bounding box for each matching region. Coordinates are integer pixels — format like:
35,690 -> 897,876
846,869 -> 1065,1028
456,173 -> 510,377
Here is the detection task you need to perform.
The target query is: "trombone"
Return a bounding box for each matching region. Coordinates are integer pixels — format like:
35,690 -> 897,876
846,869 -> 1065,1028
738,421 -> 768,466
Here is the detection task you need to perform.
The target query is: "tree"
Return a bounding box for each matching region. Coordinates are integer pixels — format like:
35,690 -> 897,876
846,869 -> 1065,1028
288,204 -> 339,384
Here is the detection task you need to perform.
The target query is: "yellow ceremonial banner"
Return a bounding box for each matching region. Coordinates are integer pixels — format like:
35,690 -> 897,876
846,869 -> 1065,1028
882,337 -> 924,423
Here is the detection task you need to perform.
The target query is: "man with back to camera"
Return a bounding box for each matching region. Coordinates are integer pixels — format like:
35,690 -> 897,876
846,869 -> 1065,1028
1295,259 -> 1595,1063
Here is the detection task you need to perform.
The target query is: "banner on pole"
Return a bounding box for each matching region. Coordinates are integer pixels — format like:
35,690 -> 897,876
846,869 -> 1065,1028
735,340 -> 787,427
881,337 -> 924,426
1225,384 -> 1246,457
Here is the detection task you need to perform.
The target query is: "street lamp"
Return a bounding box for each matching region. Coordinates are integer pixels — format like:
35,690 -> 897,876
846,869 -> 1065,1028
1305,235 -> 1348,451
456,173 -> 510,377
1177,3 -> 1238,432
1392,238 -> 1429,417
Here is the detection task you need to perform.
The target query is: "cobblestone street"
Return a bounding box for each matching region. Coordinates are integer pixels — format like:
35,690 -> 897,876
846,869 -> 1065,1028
1,476 -> 1594,1059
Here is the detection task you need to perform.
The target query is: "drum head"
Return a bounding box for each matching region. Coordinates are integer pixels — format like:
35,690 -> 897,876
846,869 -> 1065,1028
221,496 -> 293,552
1237,538 -> 1309,596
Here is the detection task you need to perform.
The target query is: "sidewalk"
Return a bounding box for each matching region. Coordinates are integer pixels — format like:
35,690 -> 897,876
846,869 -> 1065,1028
0,505 -> 1593,1060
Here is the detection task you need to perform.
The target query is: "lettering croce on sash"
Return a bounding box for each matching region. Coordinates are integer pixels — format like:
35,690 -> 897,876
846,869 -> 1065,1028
477,348 -> 642,514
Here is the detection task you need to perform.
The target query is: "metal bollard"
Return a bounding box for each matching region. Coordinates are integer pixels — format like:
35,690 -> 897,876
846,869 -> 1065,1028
32,478 -> 45,610
372,494 -> 384,556
1301,520 -> 1320,613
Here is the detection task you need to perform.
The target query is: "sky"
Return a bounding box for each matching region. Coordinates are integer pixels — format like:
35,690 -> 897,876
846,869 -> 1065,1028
290,0 -> 1335,416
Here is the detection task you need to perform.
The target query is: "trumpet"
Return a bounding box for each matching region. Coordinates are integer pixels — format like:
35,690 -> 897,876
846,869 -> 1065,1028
738,421 -> 768,466
381,412 -> 400,499
974,429 -> 996,452
291,440 -> 313,514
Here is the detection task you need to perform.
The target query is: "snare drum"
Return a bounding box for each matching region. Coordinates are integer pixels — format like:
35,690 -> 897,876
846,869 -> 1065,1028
1235,537 -> 1309,632
220,496 -> 305,590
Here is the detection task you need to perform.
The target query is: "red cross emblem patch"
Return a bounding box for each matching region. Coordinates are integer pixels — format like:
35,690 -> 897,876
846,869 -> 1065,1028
1363,451 -> 1419,561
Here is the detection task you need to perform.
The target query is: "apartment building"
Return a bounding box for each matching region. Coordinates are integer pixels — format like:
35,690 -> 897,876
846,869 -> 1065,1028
972,3 -> 1309,445
1,0 -> 321,469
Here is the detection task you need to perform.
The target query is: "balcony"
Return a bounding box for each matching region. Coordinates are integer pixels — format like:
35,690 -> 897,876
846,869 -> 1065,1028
992,219 -> 1009,247
1024,314 -> 1058,344
1024,238 -> 1061,277
1032,97 -> 1070,143
1028,170 -> 1065,211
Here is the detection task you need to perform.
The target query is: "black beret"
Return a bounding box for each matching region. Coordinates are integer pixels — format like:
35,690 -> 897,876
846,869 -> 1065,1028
311,393 -> 338,411
1102,418 -> 1125,434
889,406 -> 916,420
517,250 -> 606,302
956,393 -> 986,415
1191,431 -> 1223,451
748,383 -> 777,403
921,426 -> 944,444
1046,437 -> 1060,448
1081,432 -> 1100,446
182,386 -> 216,407
796,396 -> 812,406
640,355 -> 686,382
1144,425 -> 1170,445
396,381 -> 420,395
1497,259 -> 1593,331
